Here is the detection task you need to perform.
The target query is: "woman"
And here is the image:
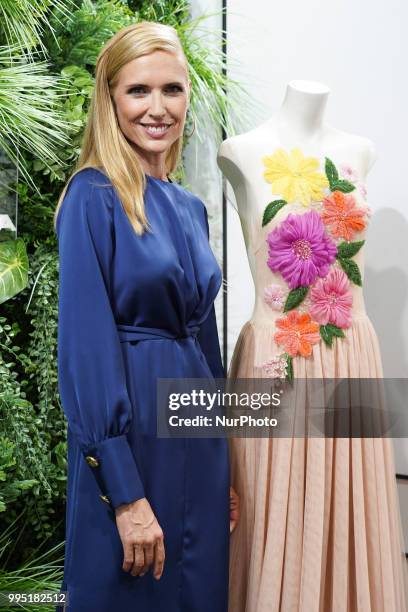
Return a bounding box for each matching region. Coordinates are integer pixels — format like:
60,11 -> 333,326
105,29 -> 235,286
54,21 -> 235,612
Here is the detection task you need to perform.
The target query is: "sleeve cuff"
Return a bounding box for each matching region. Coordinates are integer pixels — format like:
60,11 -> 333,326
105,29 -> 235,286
84,435 -> 145,509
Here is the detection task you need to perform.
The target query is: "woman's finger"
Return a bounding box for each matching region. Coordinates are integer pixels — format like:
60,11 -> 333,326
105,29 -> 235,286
131,543 -> 145,577
122,541 -> 135,573
140,541 -> 154,576
153,538 -> 165,580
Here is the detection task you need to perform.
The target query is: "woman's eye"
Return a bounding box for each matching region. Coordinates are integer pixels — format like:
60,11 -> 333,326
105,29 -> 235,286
165,85 -> 183,93
127,85 -> 183,95
128,86 -> 146,95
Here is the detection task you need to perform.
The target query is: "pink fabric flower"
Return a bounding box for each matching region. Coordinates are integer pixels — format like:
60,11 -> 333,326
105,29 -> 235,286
263,355 -> 288,378
340,164 -> 358,183
267,210 -> 337,289
310,268 -> 353,328
359,183 -> 368,199
264,284 -> 286,310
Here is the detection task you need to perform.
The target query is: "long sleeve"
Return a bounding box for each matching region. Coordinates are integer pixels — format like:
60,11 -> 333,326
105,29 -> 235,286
56,170 -> 145,509
196,204 -> 226,379
197,304 -> 226,379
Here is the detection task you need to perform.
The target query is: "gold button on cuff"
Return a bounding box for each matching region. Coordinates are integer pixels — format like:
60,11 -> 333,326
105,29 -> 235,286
99,494 -> 111,505
85,455 -> 99,468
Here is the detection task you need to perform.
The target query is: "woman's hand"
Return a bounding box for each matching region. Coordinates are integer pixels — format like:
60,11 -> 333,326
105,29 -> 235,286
230,486 -> 240,533
115,497 -> 165,579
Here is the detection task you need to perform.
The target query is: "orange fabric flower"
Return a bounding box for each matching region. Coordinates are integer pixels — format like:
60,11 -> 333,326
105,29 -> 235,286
321,190 -> 366,240
274,310 -> 320,357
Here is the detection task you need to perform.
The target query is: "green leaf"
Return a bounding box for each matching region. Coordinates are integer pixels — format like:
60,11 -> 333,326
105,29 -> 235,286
325,157 -> 339,185
337,257 -> 362,286
0,239 -> 29,304
320,323 -> 345,347
284,354 -> 293,382
61,65 -> 80,78
325,158 -> 355,192
326,324 -> 345,339
330,179 -> 355,193
320,325 -> 334,347
283,286 -> 308,312
262,200 -> 287,226
336,240 -> 365,259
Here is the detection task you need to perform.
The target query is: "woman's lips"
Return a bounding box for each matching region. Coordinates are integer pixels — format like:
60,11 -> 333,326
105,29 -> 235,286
139,123 -> 173,139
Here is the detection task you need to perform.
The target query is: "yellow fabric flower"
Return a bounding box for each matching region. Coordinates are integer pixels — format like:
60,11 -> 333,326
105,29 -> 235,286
262,148 -> 329,206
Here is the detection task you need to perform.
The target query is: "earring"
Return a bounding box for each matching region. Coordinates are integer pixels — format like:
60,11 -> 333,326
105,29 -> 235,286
184,115 -> 196,138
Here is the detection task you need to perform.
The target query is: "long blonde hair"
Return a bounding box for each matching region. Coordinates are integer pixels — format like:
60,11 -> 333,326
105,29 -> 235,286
53,21 -> 189,235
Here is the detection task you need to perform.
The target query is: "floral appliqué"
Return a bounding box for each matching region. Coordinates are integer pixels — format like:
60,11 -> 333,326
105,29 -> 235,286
262,355 -> 288,378
260,150 -> 370,381
262,147 -> 329,206
263,283 -> 286,311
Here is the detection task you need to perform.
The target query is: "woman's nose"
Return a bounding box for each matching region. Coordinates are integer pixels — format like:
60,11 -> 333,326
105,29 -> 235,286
149,91 -> 166,117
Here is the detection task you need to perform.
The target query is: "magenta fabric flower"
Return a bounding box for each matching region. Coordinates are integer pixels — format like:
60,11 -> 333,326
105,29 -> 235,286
266,210 -> 337,289
310,268 -> 353,328
264,283 -> 286,310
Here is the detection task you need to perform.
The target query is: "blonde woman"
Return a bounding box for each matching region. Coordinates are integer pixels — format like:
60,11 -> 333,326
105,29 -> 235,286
54,22 -> 234,612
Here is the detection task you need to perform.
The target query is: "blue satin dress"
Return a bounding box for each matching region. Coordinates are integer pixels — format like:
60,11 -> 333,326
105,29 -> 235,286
55,167 -> 229,612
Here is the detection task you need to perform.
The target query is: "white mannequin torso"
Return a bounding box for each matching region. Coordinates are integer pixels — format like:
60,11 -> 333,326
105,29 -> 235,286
217,80 -> 377,274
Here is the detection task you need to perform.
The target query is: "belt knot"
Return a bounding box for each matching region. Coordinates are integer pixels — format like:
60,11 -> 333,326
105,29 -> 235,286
116,323 -> 200,343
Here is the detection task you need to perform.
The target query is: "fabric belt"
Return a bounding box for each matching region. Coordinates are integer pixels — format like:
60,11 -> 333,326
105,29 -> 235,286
116,323 -> 201,343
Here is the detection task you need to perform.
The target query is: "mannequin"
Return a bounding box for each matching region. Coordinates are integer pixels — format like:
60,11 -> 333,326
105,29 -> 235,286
219,81 -> 408,612
218,79 -> 376,272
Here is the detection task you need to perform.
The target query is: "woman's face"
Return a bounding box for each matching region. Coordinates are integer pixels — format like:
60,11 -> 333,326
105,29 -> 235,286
112,50 -> 191,171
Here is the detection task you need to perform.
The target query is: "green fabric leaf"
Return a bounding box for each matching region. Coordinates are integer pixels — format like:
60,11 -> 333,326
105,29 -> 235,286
325,157 -> 339,185
320,323 -> 345,347
325,158 -> 355,192
283,286 -> 308,312
337,257 -> 362,286
325,324 -> 345,339
320,325 -> 333,347
284,354 -> 293,382
336,240 -> 365,259
262,200 -> 287,226
330,179 -> 355,193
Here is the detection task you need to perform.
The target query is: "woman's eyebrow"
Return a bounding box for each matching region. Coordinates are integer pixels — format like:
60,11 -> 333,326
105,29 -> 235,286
125,81 -> 185,88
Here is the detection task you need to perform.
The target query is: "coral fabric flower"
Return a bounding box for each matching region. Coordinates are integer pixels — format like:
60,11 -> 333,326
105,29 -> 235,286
267,210 -> 337,289
274,310 -> 321,357
264,284 -> 286,310
321,191 -> 366,240
310,268 -> 353,328
262,147 -> 329,205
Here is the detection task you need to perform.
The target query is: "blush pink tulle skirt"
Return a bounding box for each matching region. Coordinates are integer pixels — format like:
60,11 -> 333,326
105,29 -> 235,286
228,316 -> 408,612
